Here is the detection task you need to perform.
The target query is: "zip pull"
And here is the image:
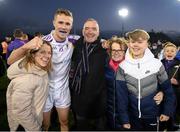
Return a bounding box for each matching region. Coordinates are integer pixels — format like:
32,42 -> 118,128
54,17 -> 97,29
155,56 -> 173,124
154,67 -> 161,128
138,79 -> 141,118
138,63 -> 140,69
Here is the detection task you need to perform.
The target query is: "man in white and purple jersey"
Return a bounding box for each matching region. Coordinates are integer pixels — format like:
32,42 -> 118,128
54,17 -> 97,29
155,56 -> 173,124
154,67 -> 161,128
7,8 -> 74,131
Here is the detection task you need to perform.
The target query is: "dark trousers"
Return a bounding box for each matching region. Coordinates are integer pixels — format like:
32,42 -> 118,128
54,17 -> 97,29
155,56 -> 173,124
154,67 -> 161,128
75,114 -> 106,131
159,118 -> 174,131
130,116 -> 158,131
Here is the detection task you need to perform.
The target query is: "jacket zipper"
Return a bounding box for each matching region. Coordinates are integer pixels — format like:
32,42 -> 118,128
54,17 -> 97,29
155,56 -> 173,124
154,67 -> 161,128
137,63 -> 141,118
113,71 -> 117,128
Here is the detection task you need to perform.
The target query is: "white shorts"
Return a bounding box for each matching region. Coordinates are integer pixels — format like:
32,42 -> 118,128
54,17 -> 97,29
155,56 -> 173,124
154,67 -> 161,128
43,87 -> 71,112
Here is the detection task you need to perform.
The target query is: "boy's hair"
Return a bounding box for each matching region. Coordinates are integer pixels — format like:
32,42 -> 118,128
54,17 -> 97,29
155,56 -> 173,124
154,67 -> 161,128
163,42 -> 177,50
108,36 -> 128,56
126,29 -> 150,41
54,8 -> 73,20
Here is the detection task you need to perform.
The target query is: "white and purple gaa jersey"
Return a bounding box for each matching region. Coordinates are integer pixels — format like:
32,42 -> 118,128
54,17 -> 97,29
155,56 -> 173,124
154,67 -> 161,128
68,34 -> 80,45
43,31 -> 74,99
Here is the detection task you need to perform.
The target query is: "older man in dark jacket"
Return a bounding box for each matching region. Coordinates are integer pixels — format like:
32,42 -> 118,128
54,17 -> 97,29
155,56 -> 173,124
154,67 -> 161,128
70,18 -> 107,130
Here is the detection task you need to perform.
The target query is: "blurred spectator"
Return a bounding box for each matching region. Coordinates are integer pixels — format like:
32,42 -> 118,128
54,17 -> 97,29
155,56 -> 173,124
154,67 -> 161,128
151,42 -> 159,58
176,46 -> 180,61
21,33 -> 29,43
0,55 -> 6,77
6,29 -> 25,60
1,36 -> 12,60
34,32 -> 43,38
0,42 -> 2,56
158,42 -> 166,60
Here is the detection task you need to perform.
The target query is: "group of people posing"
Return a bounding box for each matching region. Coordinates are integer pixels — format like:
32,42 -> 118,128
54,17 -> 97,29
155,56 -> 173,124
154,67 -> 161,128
5,8 -> 180,131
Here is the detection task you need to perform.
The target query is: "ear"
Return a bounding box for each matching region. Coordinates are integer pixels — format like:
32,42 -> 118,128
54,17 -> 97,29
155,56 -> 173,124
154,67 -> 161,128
53,20 -> 55,28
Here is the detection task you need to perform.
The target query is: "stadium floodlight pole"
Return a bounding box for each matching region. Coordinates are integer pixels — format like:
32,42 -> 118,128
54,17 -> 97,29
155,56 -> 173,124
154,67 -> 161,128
118,8 -> 128,37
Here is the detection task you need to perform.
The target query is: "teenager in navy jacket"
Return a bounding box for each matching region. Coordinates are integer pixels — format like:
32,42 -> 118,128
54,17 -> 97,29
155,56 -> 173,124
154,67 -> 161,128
116,29 -> 176,131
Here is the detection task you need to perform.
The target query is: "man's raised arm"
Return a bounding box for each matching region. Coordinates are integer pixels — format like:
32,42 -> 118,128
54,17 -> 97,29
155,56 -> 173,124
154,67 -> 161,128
7,37 -> 43,65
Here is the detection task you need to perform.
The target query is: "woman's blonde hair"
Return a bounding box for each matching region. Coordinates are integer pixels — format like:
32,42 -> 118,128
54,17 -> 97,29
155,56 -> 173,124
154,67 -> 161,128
20,40 -> 52,72
107,36 -> 127,56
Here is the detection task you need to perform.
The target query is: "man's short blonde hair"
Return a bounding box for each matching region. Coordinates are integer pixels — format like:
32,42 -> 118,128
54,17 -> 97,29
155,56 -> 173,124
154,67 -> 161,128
54,8 -> 73,20
126,29 -> 150,41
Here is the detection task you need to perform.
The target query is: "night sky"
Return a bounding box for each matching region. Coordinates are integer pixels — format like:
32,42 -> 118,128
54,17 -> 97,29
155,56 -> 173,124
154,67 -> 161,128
0,0 -> 180,37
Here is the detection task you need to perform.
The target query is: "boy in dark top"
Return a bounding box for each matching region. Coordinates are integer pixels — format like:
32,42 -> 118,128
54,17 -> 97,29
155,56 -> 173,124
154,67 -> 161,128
161,42 -> 180,130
